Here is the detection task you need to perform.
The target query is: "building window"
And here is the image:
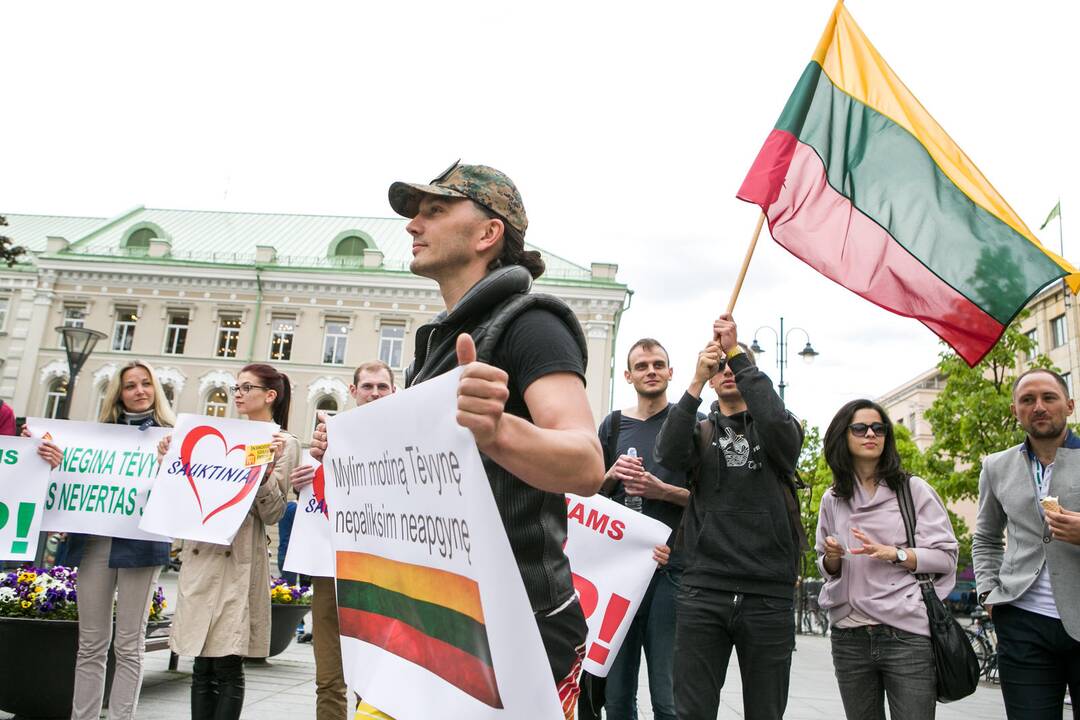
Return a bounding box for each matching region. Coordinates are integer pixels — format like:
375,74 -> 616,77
58,305 -> 87,346
379,324 -> 405,369
314,396 -> 339,430
163,311 -> 189,355
94,385 -> 108,421
204,388 -> 229,417
44,378 -> 68,419
323,320 -> 349,365
1051,315 -> 1068,348
1064,372 -> 1074,399
1025,328 -> 1040,358
162,383 -> 176,408
216,314 -> 242,358
333,235 -> 368,262
269,316 -> 296,361
908,413 -> 917,432
0,294 -> 9,332
125,227 -> 156,249
112,307 -> 138,352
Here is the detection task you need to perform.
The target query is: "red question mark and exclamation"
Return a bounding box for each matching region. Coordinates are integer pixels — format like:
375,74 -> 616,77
571,572 -> 631,665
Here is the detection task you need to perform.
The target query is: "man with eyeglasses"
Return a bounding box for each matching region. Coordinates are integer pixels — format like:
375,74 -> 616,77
294,361 -> 396,720
311,162 -> 604,717
973,367 -> 1080,719
655,313 -> 805,720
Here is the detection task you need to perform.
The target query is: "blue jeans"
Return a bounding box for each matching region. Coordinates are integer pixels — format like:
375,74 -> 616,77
674,586 -> 795,720
830,625 -> 937,720
604,568 -> 679,720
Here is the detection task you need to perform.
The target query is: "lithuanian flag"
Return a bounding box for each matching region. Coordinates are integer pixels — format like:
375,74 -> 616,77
737,1 -> 1080,366
336,552 -> 502,709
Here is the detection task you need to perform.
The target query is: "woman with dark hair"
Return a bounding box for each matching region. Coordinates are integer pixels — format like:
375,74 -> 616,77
24,360 -> 175,720
164,363 -> 300,720
815,399 -> 958,720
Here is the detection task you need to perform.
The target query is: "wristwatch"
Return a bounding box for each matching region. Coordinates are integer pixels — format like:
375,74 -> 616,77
891,547 -> 908,564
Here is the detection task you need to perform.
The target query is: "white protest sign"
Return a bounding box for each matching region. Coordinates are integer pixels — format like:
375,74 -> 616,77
282,451 -> 334,577
139,413 -> 277,544
29,419 -> 171,542
0,436 -> 53,561
564,492 -> 671,677
324,368 -> 564,720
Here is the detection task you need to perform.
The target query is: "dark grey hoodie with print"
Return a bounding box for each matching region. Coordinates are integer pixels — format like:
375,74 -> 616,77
654,353 -> 804,599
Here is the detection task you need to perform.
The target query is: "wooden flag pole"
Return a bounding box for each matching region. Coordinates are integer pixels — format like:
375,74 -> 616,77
726,211 -> 767,314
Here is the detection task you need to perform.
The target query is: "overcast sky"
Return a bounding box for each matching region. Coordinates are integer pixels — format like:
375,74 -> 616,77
3,1 -> 1077,431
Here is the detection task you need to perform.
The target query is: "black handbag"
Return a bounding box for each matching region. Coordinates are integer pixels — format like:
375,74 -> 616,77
896,479 -> 980,702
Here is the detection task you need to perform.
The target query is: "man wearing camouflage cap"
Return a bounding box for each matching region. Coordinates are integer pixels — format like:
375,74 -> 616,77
313,162 -> 604,717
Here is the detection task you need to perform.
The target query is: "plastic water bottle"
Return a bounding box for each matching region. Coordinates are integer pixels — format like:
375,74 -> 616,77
624,447 -> 643,513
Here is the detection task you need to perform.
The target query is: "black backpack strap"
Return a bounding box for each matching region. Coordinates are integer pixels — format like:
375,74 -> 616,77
781,472 -> 811,552
604,410 -> 622,467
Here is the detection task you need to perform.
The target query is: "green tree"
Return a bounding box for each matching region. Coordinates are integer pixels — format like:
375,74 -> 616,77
920,317 -> 1064,570
796,423 -> 835,579
0,216 -> 27,267
923,318 -> 1048,505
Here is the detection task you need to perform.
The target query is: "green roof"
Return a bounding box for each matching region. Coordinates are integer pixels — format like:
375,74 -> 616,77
2,206 -> 602,283
2,213 -> 106,252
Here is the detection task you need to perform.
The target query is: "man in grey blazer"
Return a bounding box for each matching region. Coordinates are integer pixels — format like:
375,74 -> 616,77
973,368 -> 1080,719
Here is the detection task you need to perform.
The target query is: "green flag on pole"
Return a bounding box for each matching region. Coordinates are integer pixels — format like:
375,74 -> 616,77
1041,201 -> 1061,230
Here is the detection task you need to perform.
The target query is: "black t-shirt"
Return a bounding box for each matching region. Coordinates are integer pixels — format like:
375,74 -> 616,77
598,405 -> 701,567
491,308 -> 587,419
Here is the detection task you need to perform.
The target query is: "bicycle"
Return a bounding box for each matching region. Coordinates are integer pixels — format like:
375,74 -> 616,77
797,578 -> 830,636
964,608 -> 998,682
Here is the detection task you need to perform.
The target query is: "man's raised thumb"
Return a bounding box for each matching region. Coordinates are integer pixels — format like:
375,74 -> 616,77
456,333 -> 477,366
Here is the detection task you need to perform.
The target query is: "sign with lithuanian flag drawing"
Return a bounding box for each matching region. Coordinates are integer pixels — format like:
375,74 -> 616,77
737,0 -> 1080,366
324,368 -> 564,719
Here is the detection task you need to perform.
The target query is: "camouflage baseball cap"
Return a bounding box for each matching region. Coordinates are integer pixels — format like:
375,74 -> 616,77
388,160 -> 528,238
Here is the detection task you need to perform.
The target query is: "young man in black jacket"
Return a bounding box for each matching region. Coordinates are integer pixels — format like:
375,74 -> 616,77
655,313 -> 804,720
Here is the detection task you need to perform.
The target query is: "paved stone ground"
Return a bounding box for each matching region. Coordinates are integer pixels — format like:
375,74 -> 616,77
4,570 -> 1069,719
42,634 -> 1063,720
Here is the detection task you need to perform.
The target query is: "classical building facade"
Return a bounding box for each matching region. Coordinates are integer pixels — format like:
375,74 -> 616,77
1,207 -> 630,440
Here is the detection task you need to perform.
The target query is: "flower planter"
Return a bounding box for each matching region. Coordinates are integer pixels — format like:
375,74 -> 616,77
266,603 -> 310,658
0,616 -> 174,719
0,616 -> 78,719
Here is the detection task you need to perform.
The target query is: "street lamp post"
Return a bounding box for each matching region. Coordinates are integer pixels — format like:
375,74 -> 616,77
749,316 -> 819,401
55,326 -> 107,420
749,317 -> 819,632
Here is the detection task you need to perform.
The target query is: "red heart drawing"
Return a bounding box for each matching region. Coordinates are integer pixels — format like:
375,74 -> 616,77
311,464 -> 329,518
180,425 -> 263,525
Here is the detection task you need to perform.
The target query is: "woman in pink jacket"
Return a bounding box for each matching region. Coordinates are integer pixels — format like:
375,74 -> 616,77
815,399 -> 958,720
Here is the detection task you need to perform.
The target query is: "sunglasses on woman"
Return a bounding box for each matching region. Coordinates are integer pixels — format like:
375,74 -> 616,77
848,422 -> 887,437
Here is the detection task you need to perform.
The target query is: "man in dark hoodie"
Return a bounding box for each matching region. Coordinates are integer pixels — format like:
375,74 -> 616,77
655,313 -> 804,720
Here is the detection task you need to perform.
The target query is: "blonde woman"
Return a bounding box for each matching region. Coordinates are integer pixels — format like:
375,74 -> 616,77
161,363 -> 299,720
25,359 -> 176,720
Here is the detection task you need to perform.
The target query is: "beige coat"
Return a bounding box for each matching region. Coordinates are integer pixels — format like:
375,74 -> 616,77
170,434 -> 300,658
